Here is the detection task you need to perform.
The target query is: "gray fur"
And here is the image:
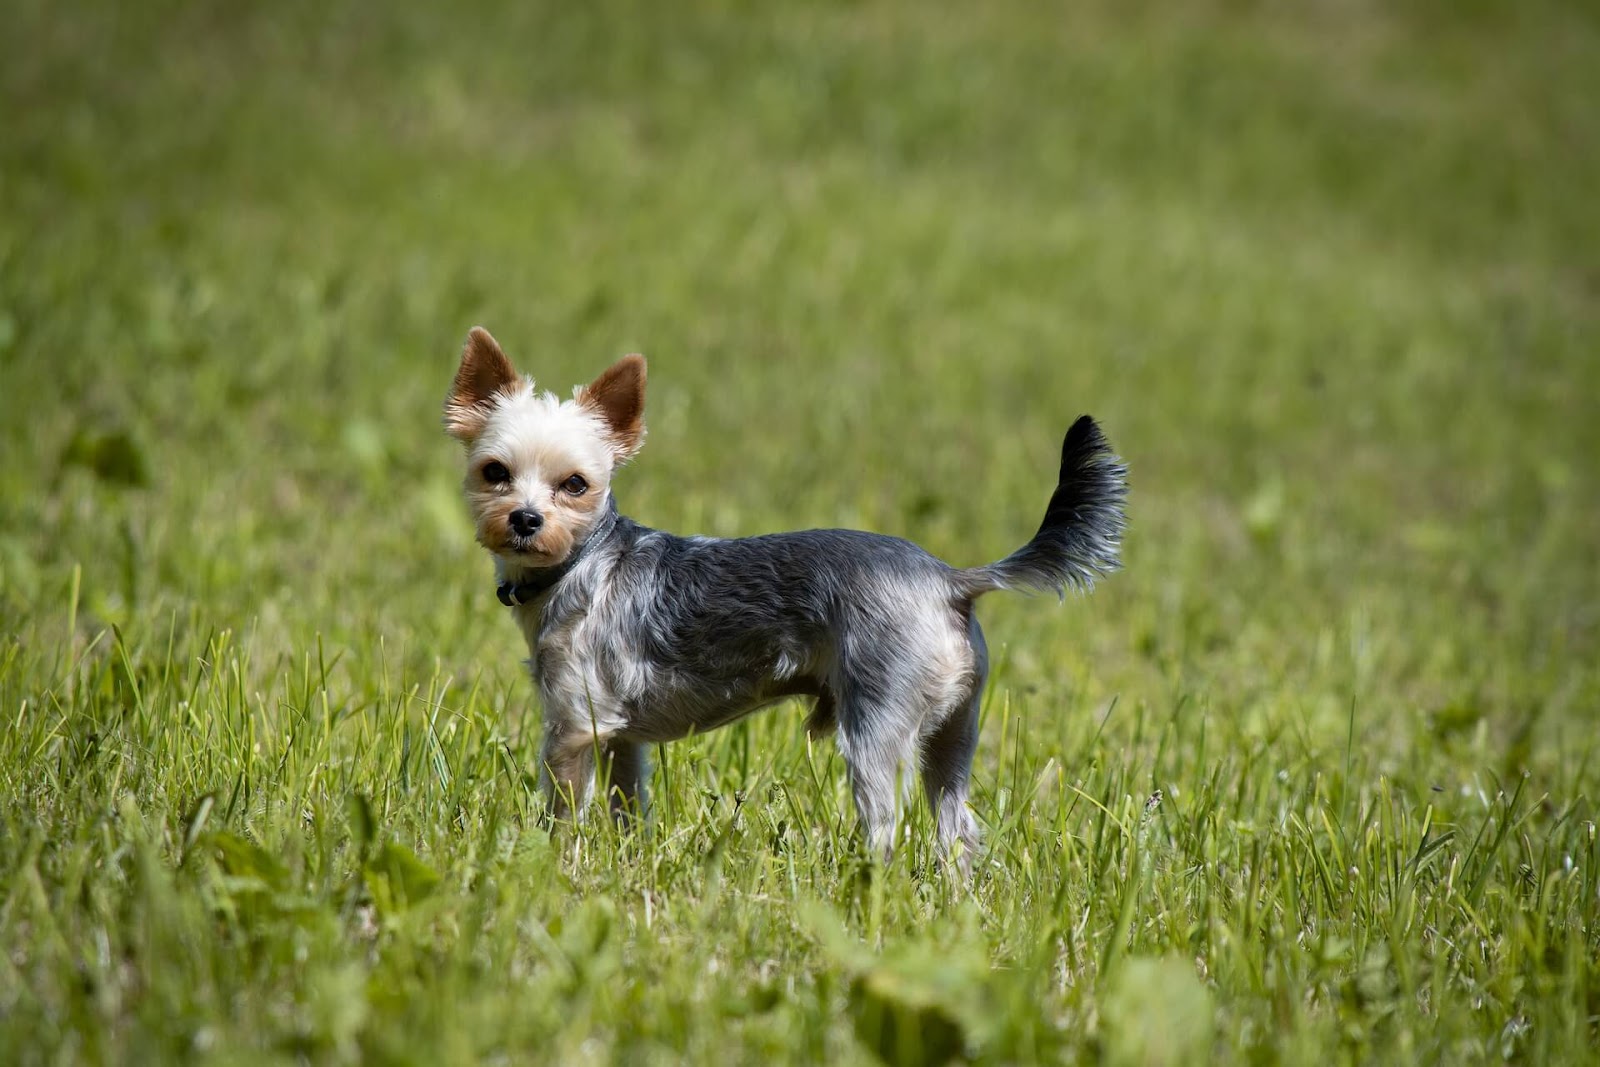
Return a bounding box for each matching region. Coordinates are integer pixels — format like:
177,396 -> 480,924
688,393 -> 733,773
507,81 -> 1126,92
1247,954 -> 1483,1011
493,417 -> 1126,862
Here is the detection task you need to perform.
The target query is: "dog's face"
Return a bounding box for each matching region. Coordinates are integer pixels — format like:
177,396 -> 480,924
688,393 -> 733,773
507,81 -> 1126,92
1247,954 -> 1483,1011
445,328 -> 645,569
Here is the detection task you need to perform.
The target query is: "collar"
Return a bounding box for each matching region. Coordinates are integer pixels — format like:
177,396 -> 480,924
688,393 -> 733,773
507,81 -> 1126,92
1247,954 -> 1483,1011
496,560 -> 575,607
494,497 -> 619,608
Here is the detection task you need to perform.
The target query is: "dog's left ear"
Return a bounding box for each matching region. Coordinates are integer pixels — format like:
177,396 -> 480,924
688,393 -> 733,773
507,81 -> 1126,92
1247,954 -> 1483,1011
578,354 -> 647,462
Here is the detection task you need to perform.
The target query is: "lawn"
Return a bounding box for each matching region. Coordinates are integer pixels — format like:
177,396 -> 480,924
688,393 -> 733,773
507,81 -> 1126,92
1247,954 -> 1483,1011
2,0 -> 1597,1062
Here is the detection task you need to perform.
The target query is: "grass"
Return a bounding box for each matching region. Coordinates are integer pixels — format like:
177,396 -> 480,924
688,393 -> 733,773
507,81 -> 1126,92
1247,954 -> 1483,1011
2,0 -> 1598,1061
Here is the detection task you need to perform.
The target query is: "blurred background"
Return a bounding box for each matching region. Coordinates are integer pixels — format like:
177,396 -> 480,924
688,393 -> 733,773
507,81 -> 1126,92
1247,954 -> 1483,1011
2,0 -> 1597,771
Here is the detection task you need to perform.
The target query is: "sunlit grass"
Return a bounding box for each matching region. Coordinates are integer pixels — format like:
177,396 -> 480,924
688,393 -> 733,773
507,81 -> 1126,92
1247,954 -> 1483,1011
3,0 -> 1597,1062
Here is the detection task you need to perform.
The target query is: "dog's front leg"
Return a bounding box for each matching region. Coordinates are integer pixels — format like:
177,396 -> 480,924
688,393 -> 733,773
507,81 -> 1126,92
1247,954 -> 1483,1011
539,727 -> 597,823
601,738 -> 650,826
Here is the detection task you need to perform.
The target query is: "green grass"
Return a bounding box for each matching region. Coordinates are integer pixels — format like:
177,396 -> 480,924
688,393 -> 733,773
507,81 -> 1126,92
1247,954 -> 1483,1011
3,0 -> 1598,1061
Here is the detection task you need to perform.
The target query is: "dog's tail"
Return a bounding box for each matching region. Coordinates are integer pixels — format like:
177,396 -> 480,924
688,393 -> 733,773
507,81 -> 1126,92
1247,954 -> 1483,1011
955,415 -> 1126,599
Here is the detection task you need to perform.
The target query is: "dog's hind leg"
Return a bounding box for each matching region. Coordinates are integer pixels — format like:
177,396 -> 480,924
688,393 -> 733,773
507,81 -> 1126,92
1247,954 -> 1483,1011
834,687 -> 920,861
920,691 -> 984,863
920,617 -> 987,866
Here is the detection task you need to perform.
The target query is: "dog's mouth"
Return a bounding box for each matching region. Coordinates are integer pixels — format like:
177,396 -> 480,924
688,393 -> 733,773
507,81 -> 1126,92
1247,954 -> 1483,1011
501,537 -> 566,566
478,528 -> 552,562
477,514 -> 577,567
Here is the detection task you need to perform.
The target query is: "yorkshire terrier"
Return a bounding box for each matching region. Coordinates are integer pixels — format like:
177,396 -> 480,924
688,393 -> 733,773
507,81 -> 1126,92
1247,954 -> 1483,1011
445,327 -> 1126,861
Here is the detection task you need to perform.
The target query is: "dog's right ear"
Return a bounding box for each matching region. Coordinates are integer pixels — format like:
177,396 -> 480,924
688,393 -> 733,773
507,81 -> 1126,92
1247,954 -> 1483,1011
445,327 -> 520,441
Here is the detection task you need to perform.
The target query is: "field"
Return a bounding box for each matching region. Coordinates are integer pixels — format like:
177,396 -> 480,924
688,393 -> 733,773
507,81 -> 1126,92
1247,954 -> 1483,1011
3,0 -> 1598,1062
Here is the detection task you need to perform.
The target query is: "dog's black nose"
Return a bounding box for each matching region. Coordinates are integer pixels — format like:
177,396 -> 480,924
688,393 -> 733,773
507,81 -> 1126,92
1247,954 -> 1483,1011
509,508 -> 543,537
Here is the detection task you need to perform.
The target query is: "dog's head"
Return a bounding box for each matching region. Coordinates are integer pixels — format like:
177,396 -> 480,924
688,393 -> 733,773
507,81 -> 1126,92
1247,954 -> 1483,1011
444,327 -> 645,569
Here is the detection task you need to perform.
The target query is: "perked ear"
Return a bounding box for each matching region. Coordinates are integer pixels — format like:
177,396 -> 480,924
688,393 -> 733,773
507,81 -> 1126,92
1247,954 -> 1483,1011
444,327 -> 520,441
577,354 -> 647,461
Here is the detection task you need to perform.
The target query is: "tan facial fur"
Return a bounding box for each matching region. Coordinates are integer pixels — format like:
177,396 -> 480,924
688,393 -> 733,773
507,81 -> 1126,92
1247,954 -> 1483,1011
446,330 -> 647,568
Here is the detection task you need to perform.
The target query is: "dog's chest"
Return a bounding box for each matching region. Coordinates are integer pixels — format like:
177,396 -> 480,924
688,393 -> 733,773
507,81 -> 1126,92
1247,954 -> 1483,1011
516,596 -> 648,697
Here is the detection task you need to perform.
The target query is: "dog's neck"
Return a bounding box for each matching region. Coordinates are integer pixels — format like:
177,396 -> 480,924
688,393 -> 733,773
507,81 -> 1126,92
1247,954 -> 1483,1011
495,496 -> 621,607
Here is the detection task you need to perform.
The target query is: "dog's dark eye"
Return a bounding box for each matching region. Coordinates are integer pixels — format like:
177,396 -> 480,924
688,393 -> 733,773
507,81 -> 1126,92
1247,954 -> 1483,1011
562,473 -> 588,496
482,461 -> 511,484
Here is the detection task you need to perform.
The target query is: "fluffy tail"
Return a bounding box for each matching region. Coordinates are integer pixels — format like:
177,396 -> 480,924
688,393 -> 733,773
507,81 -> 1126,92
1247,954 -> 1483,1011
957,415 -> 1127,598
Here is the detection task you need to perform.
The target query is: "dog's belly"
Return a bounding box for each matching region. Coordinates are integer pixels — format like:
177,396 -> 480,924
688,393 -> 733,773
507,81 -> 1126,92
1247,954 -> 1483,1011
616,673 -> 824,744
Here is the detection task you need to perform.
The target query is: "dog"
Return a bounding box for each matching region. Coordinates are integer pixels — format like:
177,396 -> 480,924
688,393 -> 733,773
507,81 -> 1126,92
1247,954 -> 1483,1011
445,327 -> 1126,861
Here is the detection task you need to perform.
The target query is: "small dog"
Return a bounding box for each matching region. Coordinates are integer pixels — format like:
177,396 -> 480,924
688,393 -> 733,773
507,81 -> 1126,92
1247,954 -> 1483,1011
445,327 -> 1126,860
